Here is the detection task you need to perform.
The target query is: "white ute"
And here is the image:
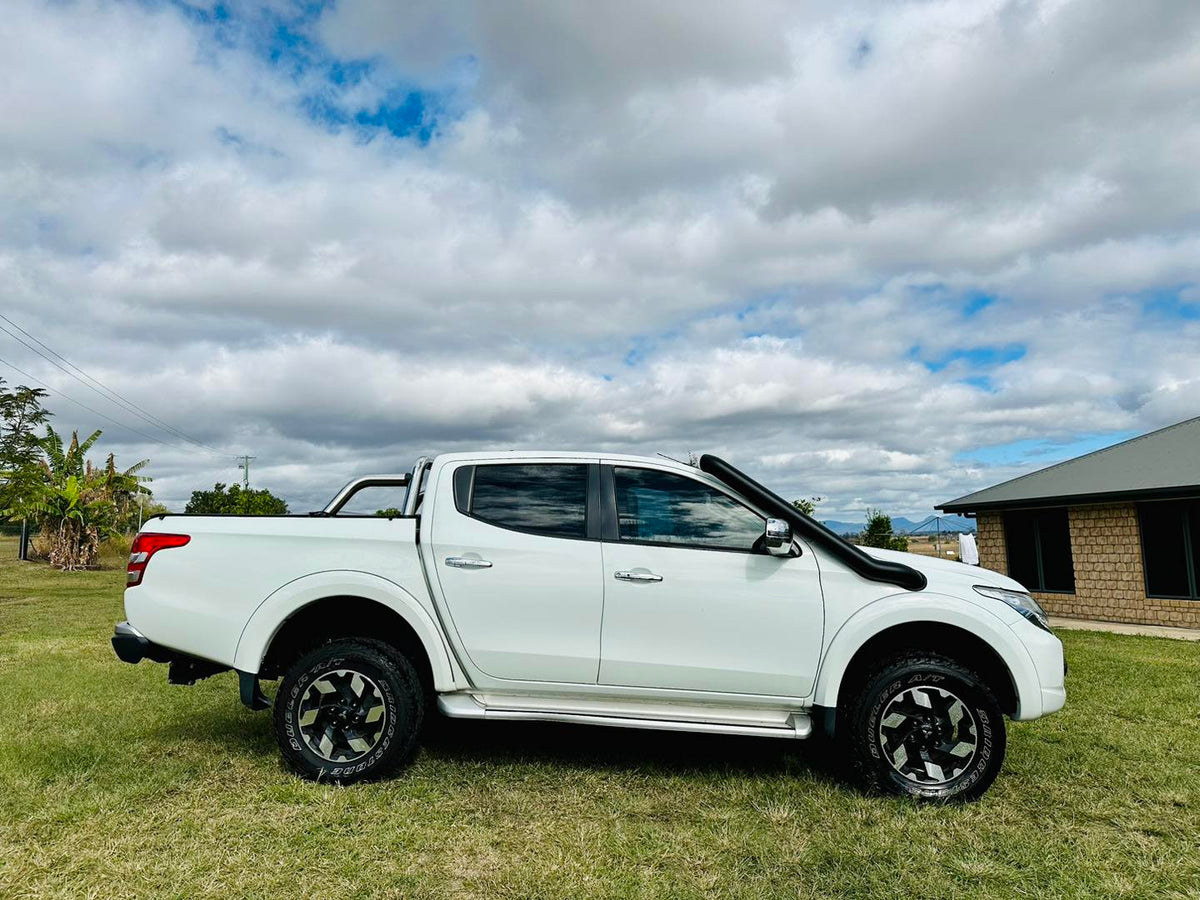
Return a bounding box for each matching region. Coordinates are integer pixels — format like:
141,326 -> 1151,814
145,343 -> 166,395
112,452 -> 1066,800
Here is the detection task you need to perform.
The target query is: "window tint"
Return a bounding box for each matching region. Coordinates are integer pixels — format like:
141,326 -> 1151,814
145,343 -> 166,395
1139,501 -> 1199,599
453,465 -> 474,514
614,467 -> 764,551
1004,508 -> 1075,593
469,464 -> 588,539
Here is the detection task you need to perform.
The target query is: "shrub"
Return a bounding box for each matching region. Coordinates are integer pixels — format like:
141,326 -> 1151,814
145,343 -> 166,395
861,508 -> 909,552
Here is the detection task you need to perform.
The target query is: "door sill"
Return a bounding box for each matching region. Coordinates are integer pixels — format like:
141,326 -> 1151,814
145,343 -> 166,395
437,693 -> 812,740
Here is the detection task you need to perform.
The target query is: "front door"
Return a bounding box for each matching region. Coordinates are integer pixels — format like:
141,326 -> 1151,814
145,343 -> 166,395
430,461 -> 603,684
598,463 -> 824,697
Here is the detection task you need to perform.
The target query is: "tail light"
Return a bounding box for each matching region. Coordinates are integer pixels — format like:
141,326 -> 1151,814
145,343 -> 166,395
127,533 -> 190,586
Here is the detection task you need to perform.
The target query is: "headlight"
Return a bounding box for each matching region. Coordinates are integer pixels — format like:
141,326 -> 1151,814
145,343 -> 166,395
973,585 -> 1051,632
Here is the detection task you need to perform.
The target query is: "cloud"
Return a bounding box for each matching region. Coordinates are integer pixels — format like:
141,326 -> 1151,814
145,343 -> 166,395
1,0 -> 1198,517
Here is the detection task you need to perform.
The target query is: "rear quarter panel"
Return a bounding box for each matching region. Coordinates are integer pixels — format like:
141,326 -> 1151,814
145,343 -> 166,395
124,516 -> 434,668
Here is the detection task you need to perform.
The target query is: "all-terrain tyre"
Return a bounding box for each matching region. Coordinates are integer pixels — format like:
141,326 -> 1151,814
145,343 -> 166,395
843,651 -> 1006,801
273,638 -> 425,784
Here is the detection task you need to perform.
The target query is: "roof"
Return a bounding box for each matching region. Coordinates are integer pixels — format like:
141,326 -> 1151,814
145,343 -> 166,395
432,449 -> 699,474
939,416 -> 1200,513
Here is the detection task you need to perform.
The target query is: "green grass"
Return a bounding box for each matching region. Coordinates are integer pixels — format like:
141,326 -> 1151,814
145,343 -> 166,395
0,538 -> 1197,899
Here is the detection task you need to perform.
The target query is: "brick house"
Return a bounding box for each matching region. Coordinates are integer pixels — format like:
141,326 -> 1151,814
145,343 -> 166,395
939,417 -> 1200,628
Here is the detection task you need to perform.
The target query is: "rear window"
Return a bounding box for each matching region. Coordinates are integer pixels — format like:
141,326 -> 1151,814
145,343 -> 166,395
465,464 -> 588,539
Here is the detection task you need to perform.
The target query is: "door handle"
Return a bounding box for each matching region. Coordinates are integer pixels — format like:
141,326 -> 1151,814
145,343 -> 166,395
445,556 -> 493,569
614,570 -> 663,583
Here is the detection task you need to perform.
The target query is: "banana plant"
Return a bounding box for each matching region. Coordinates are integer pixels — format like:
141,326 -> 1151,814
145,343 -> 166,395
1,426 -> 150,569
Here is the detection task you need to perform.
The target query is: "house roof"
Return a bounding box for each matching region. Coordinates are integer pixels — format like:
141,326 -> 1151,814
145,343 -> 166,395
939,416 -> 1200,513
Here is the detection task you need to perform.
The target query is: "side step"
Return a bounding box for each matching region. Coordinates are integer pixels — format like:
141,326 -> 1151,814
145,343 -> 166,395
438,694 -> 812,740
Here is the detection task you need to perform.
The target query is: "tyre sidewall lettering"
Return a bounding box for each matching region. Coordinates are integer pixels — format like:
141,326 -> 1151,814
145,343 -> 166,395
858,662 -> 1004,801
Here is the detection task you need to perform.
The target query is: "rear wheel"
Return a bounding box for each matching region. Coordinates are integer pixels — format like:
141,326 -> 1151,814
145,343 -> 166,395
273,638 -> 424,784
844,651 -> 1006,801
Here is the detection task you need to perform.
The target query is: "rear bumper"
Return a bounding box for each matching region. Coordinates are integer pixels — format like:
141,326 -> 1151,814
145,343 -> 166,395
111,621 -> 256,704
112,621 -> 173,664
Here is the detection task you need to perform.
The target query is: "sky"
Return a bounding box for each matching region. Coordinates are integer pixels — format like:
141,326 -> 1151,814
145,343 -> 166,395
1,0 -> 1198,518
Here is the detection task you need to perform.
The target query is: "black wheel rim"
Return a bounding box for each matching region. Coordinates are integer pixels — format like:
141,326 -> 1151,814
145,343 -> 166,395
297,668 -> 388,763
878,685 -> 978,785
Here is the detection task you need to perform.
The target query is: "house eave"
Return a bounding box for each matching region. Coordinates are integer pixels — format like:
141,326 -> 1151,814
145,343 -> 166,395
938,484 -> 1200,515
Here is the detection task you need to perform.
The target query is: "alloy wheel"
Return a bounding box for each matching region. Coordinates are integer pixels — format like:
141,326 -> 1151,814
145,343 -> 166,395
878,685 -> 978,785
297,668 -> 388,762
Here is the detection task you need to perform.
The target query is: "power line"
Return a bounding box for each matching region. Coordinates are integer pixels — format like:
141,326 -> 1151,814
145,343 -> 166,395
0,314 -> 227,455
0,353 -> 216,457
0,313 -> 227,456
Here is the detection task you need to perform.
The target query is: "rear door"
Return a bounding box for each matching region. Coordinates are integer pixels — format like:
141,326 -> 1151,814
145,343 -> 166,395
598,463 -> 824,697
429,460 -> 604,684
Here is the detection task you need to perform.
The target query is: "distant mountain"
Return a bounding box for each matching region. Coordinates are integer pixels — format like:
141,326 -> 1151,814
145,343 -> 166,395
818,520 -> 867,536
818,515 -> 975,536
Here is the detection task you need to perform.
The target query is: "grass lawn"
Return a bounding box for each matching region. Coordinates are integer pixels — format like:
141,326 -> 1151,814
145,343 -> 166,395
0,539 -> 1197,899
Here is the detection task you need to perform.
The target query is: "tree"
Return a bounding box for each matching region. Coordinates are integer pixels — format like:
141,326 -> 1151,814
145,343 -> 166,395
114,498 -> 172,533
374,507 -> 404,517
0,379 -> 51,467
0,379 -> 52,510
103,452 -> 151,531
2,426 -> 151,569
185,483 -> 289,515
860,508 -> 909,552
791,497 -> 822,517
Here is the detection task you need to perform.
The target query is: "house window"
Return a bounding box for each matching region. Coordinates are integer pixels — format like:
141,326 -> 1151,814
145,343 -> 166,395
1004,508 -> 1075,593
1138,501 -> 1200,600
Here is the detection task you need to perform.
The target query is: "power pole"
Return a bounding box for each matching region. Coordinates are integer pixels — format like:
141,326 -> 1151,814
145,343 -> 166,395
237,455 -> 256,490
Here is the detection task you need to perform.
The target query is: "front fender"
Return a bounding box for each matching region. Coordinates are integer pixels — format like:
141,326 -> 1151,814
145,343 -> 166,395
232,570 -> 460,691
812,592 -> 1045,720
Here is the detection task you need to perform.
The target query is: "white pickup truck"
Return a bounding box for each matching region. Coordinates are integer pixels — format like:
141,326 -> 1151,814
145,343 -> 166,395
112,452 -> 1066,800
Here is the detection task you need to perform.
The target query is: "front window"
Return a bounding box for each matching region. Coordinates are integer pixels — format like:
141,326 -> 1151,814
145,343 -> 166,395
613,467 -> 764,552
1004,508 -> 1075,593
1139,500 -> 1200,600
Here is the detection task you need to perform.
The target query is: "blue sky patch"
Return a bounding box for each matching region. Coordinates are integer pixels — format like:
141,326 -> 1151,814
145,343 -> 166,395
168,0 -> 445,145
1138,284 -> 1199,320
910,342 -> 1026,372
956,430 -> 1140,468
958,375 -> 995,392
963,292 -> 996,316
354,91 -> 433,141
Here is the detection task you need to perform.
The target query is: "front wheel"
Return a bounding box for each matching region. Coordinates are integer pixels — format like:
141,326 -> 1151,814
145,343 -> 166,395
273,638 -> 425,784
844,651 -> 1006,801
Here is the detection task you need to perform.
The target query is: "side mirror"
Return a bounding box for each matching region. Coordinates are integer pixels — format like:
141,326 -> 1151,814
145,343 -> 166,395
764,518 -> 793,556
